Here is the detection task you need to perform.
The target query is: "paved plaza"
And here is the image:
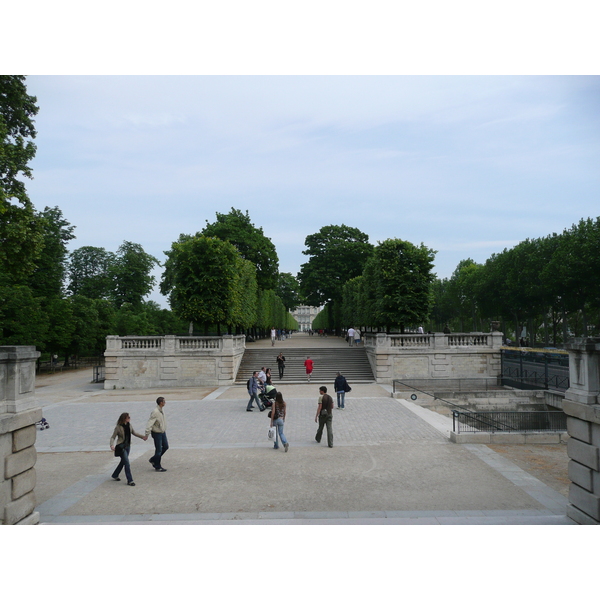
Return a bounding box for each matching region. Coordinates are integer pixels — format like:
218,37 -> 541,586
32,334 -> 575,525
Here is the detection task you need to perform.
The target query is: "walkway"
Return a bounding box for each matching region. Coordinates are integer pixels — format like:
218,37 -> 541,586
33,336 -> 574,525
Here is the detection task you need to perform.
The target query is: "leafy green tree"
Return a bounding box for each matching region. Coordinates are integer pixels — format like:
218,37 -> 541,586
0,284 -> 48,345
161,235 -> 250,334
67,246 -> 115,299
363,239 -> 436,333
276,272 -> 301,311
28,206 -> 76,299
109,241 -> 160,308
0,75 -> 44,279
445,259 -> 483,331
202,208 -> 279,290
43,297 -> 76,356
298,224 -> 373,307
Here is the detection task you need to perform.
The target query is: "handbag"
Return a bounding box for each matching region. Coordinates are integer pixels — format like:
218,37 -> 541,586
268,426 -> 276,441
114,442 -> 125,457
344,382 -> 352,393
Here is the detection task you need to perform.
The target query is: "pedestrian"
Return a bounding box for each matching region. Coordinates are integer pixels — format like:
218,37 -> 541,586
271,327 -> 277,346
315,385 -> 334,447
354,329 -> 361,346
417,326 -> 424,334
334,372 -> 349,409
110,412 -> 148,486
276,352 -> 286,379
304,355 -> 314,382
443,323 -> 451,334
257,366 -> 267,387
265,368 -> 273,385
347,326 -> 355,346
247,371 -> 265,412
145,397 -> 169,472
270,391 -> 289,452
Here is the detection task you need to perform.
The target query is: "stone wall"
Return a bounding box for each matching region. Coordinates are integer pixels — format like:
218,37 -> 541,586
104,335 -> 246,389
563,337 -> 600,524
364,332 -> 503,384
0,346 -> 42,525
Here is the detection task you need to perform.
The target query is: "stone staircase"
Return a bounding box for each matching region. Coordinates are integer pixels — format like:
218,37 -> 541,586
235,346 -> 375,385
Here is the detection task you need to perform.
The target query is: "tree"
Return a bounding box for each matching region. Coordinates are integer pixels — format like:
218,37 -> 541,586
276,272 -> 301,311
0,75 -> 44,279
28,206 -> 76,299
0,284 -> 48,345
202,208 -> 279,290
109,241 -> 159,308
298,224 -> 373,307
161,235 -> 253,333
362,239 -> 436,333
67,246 -> 115,299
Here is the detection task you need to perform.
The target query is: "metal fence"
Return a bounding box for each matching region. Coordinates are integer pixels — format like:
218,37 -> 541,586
92,365 -> 105,383
452,410 -> 567,433
393,377 -> 503,394
501,349 -> 569,391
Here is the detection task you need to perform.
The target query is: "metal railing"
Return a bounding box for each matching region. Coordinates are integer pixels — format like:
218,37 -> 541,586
501,368 -> 570,392
92,365 -> 105,383
452,410 -> 567,433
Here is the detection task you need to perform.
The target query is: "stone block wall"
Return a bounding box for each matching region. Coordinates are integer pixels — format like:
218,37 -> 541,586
564,337 -> 600,524
1,346 -> 42,525
104,335 -> 246,389
365,332 -> 503,384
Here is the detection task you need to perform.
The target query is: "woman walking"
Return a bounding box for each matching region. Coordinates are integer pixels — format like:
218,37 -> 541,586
270,392 -> 289,452
109,412 -> 147,486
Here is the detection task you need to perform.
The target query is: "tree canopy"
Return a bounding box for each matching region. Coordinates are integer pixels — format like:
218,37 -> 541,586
201,208 -> 279,290
298,224 -> 373,307
0,75 -> 44,279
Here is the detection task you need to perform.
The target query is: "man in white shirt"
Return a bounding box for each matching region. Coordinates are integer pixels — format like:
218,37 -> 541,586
347,327 -> 355,347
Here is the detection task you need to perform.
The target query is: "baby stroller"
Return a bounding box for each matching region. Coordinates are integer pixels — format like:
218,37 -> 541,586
259,384 -> 277,408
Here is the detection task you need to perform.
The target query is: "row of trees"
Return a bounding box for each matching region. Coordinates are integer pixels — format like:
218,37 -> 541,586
298,225 -> 436,334
160,211 -> 298,336
431,217 -> 600,345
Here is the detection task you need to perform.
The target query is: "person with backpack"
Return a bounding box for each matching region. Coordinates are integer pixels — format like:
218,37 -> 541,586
314,385 -> 334,448
247,371 -> 264,412
334,372 -> 349,410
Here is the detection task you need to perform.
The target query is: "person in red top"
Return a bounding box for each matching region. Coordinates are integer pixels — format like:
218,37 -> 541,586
304,355 -> 314,382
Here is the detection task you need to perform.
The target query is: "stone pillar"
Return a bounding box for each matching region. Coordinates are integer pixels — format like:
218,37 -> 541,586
563,337 -> 600,524
0,346 -> 42,525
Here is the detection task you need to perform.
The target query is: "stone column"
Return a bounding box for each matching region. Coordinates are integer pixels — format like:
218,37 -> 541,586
1,346 -> 42,525
563,337 -> 600,524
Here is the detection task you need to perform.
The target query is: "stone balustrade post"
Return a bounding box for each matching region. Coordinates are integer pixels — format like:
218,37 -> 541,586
1,346 -> 42,525
563,337 -> 600,524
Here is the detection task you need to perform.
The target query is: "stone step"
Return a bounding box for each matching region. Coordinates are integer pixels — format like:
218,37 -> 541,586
236,347 -> 375,384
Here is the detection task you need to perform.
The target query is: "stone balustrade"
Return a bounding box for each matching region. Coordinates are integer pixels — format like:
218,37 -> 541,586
104,335 -> 246,389
1,346 -> 42,525
364,332 -> 503,383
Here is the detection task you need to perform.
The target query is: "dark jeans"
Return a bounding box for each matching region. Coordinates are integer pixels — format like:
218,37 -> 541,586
278,365 -> 284,378
315,413 -> 333,447
112,446 -> 133,483
151,431 -> 169,467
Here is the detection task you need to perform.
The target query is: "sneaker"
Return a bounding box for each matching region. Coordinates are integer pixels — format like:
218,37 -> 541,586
149,458 -> 156,466
274,446 -> 279,450
155,467 -> 167,472
284,443 -> 289,452
112,477 -> 121,481
246,409 -> 253,412
127,481 -> 136,486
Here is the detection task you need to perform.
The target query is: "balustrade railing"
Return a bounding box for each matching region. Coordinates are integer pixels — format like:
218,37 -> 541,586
121,337 -> 164,350
365,332 -> 499,350
177,337 -> 222,350
108,335 -> 245,353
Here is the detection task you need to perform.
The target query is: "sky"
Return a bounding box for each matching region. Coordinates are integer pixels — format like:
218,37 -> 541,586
24,74 -> 600,307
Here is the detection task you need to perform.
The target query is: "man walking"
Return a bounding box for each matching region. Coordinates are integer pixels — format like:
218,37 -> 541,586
347,327 -> 355,347
146,396 -> 168,472
247,371 -> 264,412
315,385 -> 334,448
276,352 -> 286,379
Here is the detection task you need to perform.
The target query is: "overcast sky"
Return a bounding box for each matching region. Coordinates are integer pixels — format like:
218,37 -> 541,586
24,75 -> 599,307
